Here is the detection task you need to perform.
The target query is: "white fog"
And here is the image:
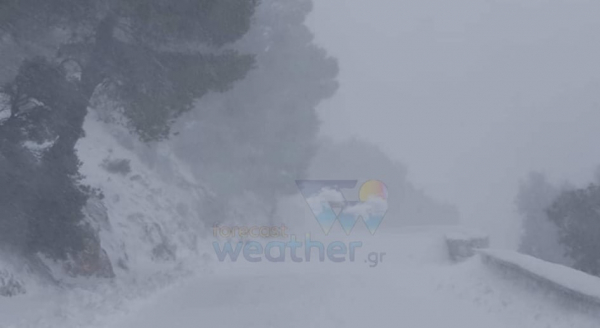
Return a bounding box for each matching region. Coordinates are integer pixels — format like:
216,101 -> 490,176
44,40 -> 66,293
0,0 -> 599,327
310,0 -> 600,247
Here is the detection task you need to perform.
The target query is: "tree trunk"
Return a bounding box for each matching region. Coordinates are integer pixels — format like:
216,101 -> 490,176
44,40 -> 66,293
0,15 -> 118,262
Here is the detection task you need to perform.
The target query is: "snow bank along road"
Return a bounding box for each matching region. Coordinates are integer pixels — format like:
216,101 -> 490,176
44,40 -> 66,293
107,228 -> 600,328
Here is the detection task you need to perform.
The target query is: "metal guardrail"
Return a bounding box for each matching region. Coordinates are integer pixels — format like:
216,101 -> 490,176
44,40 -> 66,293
478,249 -> 600,313
444,230 -> 489,262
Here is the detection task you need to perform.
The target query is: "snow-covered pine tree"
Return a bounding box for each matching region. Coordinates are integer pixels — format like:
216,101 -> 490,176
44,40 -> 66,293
0,0 -> 257,263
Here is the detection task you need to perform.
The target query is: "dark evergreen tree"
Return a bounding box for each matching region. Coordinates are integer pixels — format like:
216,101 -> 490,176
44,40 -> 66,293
0,58 -> 91,259
173,0 -> 339,223
547,184 -> 600,276
0,0 -> 257,262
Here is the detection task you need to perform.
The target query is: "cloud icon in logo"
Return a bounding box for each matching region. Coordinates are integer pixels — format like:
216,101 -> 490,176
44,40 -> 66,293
296,180 -> 388,235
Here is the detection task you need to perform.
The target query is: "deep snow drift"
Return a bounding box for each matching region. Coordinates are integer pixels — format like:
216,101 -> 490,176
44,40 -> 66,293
108,228 -> 600,328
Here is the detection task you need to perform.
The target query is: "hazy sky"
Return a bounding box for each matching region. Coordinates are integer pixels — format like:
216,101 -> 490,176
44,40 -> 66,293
308,0 -> 600,246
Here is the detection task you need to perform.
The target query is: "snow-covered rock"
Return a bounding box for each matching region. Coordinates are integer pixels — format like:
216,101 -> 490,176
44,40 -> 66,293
76,109 -> 212,280
445,227 -> 490,261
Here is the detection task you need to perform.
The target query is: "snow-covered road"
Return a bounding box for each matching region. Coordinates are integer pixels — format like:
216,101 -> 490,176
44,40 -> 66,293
107,229 -> 600,328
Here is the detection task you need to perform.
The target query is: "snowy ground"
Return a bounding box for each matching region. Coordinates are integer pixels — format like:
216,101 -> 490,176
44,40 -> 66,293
99,228 -> 600,328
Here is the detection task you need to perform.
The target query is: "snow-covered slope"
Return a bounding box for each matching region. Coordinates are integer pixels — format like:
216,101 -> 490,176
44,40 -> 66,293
76,110 -> 211,279
0,110 -> 215,328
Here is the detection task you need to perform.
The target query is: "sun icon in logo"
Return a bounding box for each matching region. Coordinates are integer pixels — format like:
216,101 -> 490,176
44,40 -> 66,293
359,180 -> 388,202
